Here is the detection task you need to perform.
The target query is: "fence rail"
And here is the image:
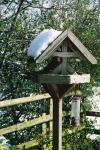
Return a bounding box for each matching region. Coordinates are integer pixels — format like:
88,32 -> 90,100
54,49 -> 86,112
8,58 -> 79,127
14,139 -> 39,149
0,93 -> 50,108
0,114 -> 52,135
86,111 -> 100,117
0,90 -> 82,108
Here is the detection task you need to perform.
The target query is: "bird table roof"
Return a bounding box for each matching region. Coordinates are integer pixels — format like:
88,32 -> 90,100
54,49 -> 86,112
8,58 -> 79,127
27,29 -> 97,64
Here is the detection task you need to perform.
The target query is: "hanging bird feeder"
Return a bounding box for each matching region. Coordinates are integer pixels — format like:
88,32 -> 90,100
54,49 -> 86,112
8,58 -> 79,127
71,96 -> 81,126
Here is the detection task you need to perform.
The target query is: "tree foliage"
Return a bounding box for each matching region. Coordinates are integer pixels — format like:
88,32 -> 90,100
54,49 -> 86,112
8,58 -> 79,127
0,0 -> 100,149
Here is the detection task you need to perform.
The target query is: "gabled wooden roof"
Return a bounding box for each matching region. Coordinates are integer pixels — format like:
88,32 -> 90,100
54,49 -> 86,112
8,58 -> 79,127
36,29 -> 97,64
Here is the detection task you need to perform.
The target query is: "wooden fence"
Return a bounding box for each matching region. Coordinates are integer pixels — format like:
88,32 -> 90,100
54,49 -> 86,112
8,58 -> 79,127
0,92 -> 100,149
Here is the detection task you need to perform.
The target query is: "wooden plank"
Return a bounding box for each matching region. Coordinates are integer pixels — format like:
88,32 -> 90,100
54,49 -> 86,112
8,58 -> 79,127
0,114 -> 52,135
42,113 -> 47,149
52,63 -> 62,73
87,128 -> 100,135
14,140 -> 39,149
50,99 -> 53,133
38,74 -> 69,84
0,91 -> 82,109
38,74 -> 90,84
92,129 -> 100,135
42,113 -> 47,135
53,52 -> 77,57
53,98 -> 62,150
67,30 -> 97,64
68,41 -> 85,61
69,74 -> 90,84
49,99 -> 53,150
66,62 -> 75,74
36,30 -> 68,63
53,62 -> 75,74
62,41 -> 68,74
86,111 -> 100,117
0,93 -> 50,108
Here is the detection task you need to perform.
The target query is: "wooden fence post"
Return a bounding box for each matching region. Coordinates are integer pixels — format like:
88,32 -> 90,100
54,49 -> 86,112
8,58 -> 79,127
50,98 -> 53,149
42,113 -> 46,149
42,113 -> 47,135
50,98 -> 53,133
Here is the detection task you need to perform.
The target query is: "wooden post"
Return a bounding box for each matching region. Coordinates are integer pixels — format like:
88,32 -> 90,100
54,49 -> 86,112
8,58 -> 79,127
52,40 -> 67,150
50,98 -> 53,149
42,113 -> 47,135
62,41 -> 68,74
50,98 -> 53,133
53,97 -> 62,150
42,113 -> 47,149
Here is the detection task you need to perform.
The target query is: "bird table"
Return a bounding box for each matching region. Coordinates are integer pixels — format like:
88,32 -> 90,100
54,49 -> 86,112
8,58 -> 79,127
27,29 -> 97,150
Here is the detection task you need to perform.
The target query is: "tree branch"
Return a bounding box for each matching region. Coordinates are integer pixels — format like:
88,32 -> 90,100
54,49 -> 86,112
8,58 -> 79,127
0,0 -> 24,69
